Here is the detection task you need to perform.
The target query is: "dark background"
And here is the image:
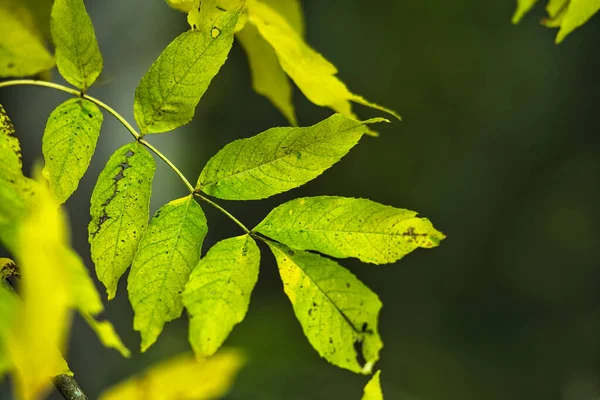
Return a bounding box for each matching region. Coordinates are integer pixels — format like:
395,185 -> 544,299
1,0 -> 599,399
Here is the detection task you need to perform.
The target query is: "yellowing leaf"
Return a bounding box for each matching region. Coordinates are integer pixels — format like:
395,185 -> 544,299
247,2 -> 400,124
0,285 -> 17,379
66,250 -> 130,357
50,0 -> 103,90
512,0 -> 539,23
8,177 -> 73,400
0,105 -> 38,252
362,370 -> 383,400
197,114 -> 387,200
183,235 -> 260,357
255,196 -> 445,264
165,0 -> 196,12
268,241 -> 382,374
0,1 -> 55,78
89,142 -> 155,299
128,195 -> 208,352
82,314 -> 131,358
99,349 -> 245,400
134,7 -> 240,134
556,0 -> 600,43
261,0 -> 305,35
237,24 -> 297,125
42,98 -> 103,204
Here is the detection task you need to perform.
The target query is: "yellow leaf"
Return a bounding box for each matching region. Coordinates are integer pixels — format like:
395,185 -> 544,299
99,350 -> 245,400
7,177 -> 73,400
512,0 -> 539,23
247,2 -> 400,125
362,370 -> 383,400
556,0 -> 600,43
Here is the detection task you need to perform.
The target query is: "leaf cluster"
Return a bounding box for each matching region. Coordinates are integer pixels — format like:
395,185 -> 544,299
0,0 -> 446,398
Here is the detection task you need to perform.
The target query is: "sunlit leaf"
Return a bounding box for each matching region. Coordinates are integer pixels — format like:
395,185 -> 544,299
7,177 -> 73,400
165,0 -> 196,12
133,6 -> 240,134
555,0 -> 600,43
99,349 -> 245,400
255,196 -> 445,264
65,249 -> 130,357
0,1 -> 55,78
512,0 -> 539,23
362,370 -> 383,400
0,105 -> 38,252
198,114 -> 386,200
247,2 -> 400,124
82,314 -> 131,358
89,142 -> 155,299
50,0 -> 103,90
42,98 -> 103,204
183,235 -> 260,357
128,195 -> 208,351
267,241 -> 382,374
237,24 -> 297,125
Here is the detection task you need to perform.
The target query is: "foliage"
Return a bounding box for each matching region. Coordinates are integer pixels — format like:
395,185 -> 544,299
513,0 -> 600,43
0,0 -> 447,398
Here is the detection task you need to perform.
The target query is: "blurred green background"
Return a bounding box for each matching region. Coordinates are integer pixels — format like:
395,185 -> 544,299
1,0 -> 600,399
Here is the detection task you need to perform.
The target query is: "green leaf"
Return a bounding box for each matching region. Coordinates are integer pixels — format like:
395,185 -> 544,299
183,235 -> 260,357
237,24 -> 297,126
42,98 -> 103,204
267,241 -> 382,374
0,104 -> 22,175
362,370 -> 383,400
0,2 -> 54,78
50,0 -> 103,90
128,195 -> 208,352
0,105 -> 38,251
197,114 -> 386,200
255,196 -> 445,264
247,2 -> 400,124
556,0 -> 600,43
133,7 -> 240,134
512,0 -> 539,23
89,142 -> 155,300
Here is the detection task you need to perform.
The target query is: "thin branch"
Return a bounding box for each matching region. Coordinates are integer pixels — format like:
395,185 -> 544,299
194,193 -> 251,234
139,139 -> 195,193
52,375 -> 88,400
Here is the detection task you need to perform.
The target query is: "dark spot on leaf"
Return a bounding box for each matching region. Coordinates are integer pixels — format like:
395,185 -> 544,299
125,150 -> 135,157
353,339 -> 366,367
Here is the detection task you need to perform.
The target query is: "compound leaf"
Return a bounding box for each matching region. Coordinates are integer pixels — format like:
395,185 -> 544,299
128,195 -> 208,352
362,370 -> 383,400
267,241 -> 382,374
198,114 -> 386,200
0,104 -> 22,175
183,235 -> 260,357
247,2 -> 400,124
133,6 -> 240,134
89,142 -> 155,300
255,196 -> 445,264
42,98 -> 103,204
99,349 -> 245,400
0,1 -> 55,78
50,0 -> 103,90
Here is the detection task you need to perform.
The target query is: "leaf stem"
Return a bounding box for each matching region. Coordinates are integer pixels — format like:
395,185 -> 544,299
0,79 -> 140,140
194,193 -> 251,234
0,78 -> 251,234
139,139 -> 195,193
